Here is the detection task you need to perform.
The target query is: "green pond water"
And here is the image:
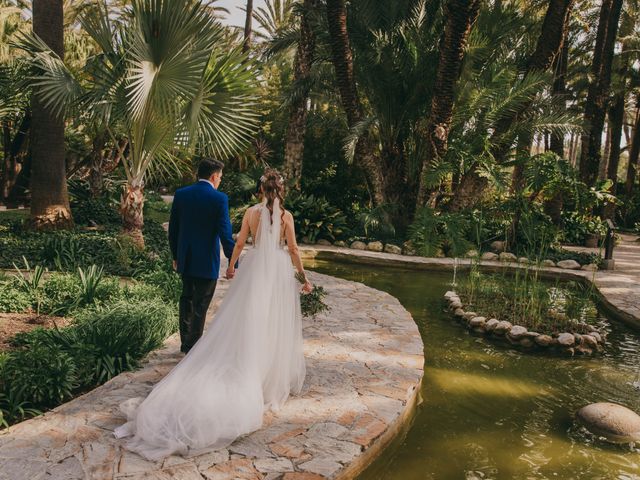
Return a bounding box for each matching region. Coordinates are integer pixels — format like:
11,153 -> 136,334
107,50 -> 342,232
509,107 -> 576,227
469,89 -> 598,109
307,259 -> 640,480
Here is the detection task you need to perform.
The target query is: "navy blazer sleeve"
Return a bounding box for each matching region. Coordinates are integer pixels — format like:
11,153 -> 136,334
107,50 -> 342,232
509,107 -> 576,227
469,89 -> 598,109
217,194 -> 235,261
168,194 -> 180,261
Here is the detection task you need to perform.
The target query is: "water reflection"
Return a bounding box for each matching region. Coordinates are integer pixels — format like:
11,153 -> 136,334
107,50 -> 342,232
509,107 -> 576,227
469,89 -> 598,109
307,260 -> 640,480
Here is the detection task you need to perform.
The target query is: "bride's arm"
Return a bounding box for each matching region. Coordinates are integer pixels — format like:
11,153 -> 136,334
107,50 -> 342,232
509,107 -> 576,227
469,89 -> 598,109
284,212 -> 313,293
226,209 -> 251,278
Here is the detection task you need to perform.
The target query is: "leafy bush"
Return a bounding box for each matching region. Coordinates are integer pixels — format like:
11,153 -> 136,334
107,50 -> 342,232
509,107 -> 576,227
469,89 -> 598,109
0,281 -> 31,313
561,212 -> 607,245
287,193 -> 349,242
72,300 -> 177,382
136,268 -> 182,303
40,273 -> 82,316
409,207 -> 473,257
2,345 -> 78,407
72,197 -> 120,227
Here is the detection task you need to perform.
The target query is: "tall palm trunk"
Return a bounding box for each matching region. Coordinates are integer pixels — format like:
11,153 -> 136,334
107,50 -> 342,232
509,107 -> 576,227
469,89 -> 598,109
450,0 -> 574,211
243,0 -> 254,53
578,0 -> 623,186
325,0 -> 385,206
121,181 -> 145,248
545,41 -> 569,225
625,100 -> 640,196
283,0 -> 317,189
30,0 -> 73,230
416,0 -> 481,206
1,113 -> 30,202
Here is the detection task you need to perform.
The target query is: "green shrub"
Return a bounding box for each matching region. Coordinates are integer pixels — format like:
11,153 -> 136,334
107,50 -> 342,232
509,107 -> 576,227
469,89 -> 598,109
136,268 -> 182,303
72,197 -> 120,227
287,193 -> 349,242
73,300 -> 177,378
40,273 -> 82,316
409,207 -> 473,257
2,345 -> 78,407
0,281 -> 32,313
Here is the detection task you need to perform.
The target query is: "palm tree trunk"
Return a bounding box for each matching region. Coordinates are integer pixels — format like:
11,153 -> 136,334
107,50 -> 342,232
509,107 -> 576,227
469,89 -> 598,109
120,182 -> 145,249
451,0 -> 574,211
625,100 -> 640,196
606,93 -> 625,184
87,130 -> 111,198
545,41 -> 569,225
578,0 -> 623,186
417,0 -> 481,206
29,0 -> 73,230
243,0 -> 254,53
283,0 -> 317,189
325,0 -> 385,206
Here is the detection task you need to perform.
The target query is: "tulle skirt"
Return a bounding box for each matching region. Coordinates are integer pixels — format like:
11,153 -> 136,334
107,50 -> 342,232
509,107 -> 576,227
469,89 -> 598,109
113,247 -> 306,461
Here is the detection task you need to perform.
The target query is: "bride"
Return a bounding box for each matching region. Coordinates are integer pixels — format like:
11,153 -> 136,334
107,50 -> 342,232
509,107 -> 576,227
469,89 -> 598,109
114,169 -> 312,460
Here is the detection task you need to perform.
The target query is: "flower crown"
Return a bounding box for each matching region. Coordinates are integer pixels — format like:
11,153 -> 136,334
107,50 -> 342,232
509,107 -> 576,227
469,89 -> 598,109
260,174 -> 284,185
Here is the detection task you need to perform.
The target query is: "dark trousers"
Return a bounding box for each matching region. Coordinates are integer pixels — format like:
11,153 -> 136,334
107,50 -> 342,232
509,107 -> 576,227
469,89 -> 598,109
179,275 -> 217,353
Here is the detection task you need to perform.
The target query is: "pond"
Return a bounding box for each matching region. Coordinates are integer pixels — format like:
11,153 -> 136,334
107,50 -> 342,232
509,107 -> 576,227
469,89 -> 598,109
307,259 -> 640,480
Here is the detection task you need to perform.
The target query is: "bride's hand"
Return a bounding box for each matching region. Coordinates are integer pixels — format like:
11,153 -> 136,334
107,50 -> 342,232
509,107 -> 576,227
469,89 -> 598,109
302,280 -> 313,294
225,266 -> 235,279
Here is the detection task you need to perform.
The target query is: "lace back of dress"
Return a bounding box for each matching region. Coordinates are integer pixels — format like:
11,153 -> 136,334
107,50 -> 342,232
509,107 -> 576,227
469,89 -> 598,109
254,199 -> 281,252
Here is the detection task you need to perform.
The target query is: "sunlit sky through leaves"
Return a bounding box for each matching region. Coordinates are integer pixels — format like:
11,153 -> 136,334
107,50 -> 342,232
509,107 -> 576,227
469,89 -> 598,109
217,0 -> 267,30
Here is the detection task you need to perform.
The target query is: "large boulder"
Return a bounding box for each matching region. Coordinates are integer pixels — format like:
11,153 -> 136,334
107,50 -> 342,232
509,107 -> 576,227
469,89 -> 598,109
557,259 -> 581,270
481,252 -> 499,261
518,257 -> 530,264
367,241 -> 384,252
350,241 -> 367,250
582,263 -> 598,272
542,259 -> 557,268
463,311 -> 478,321
465,250 -> 479,258
576,403 -> 640,443
384,244 -> 402,255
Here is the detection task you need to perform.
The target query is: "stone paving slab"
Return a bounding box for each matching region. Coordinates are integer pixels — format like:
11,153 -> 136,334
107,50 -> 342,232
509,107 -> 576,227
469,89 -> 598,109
0,272 -> 423,480
300,235 -> 640,330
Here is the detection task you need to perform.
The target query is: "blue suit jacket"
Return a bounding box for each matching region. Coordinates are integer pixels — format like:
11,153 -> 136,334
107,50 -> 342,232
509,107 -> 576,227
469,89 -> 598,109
168,181 -> 235,280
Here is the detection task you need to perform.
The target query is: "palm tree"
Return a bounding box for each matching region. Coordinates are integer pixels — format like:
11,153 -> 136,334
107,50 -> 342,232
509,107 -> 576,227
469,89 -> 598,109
325,0 -> 385,206
625,96 -> 640,196
449,0 -> 575,211
20,0 -> 259,246
578,0 -> 624,186
244,0 -> 254,52
283,0 -> 317,189
29,0 -> 73,230
416,0 -> 481,206
254,0 -> 296,41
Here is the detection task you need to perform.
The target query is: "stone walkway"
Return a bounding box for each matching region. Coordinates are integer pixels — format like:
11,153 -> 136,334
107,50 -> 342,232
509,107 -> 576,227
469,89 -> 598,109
0,272 -> 423,480
300,234 -> 640,329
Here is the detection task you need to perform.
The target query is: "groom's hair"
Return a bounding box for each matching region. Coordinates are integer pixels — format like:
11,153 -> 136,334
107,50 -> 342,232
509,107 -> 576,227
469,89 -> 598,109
197,158 -> 225,179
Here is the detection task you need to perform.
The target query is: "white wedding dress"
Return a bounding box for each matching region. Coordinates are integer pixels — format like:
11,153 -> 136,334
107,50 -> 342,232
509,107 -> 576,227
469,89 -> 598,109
114,200 -> 306,460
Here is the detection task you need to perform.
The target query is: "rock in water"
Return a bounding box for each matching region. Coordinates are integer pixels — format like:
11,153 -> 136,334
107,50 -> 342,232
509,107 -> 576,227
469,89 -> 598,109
576,403 -> 640,443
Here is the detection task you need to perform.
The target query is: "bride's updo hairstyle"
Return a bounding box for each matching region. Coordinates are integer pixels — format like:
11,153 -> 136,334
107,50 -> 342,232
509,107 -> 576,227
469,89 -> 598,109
260,169 -> 286,225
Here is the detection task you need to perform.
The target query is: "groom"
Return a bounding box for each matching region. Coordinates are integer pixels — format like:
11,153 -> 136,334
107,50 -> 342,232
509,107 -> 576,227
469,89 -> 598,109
168,158 -> 235,353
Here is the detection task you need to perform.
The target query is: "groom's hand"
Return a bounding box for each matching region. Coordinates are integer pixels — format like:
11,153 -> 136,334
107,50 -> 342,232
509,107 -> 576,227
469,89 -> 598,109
172,260 -> 177,271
